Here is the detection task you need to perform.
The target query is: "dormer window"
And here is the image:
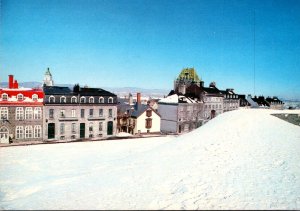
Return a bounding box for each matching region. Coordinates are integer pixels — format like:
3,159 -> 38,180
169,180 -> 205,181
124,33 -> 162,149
89,97 -> 94,103
32,94 -> 38,101
71,96 -> 77,103
80,97 -> 86,103
108,97 -> 113,103
99,97 -> 104,103
17,94 -> 24,101
1,93 -> 8,101
49,96 -> 55,103
60,96 -> 66,103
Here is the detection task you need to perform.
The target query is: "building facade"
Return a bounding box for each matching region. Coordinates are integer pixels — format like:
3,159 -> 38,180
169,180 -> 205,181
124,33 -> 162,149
220,88 -> 240,112
43,84 -> 118,141
0,75 -> 44,143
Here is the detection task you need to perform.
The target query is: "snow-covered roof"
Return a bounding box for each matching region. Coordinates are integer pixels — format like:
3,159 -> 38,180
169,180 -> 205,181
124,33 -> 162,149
158,94 -> 201,104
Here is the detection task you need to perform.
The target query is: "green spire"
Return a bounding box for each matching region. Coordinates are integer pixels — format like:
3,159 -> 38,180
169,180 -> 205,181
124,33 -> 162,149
177,67 -> 201,82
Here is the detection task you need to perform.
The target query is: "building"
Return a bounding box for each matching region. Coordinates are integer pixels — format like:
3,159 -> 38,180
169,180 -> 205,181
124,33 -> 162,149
117,93 -> 161,135
0,75 -> 44,143
43,70 -> 117,141
43,67 -> 54,86
158,94 -> 203,134
266,96 -> 284,110
220,88 -> 240,112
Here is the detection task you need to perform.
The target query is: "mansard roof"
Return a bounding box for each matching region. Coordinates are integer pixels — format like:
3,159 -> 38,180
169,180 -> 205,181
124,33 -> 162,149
76,87 -> 116,97
43,86 -> 72,95
202,86 -> 223,95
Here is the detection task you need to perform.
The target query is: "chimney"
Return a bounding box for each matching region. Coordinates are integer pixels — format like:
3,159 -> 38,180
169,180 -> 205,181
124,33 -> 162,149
8,75 -> 14,89
13,80 -> 19,89
137,92 -> 141,104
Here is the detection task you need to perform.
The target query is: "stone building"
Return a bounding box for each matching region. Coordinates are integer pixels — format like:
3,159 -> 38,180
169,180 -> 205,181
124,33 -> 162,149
158,94 -> 203,134
266,97 -> 284,109
0,75 -> 44,143
220,88 -> 240,112
43,70 -> 117,141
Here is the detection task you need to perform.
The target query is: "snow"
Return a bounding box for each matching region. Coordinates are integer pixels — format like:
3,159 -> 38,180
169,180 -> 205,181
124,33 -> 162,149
116,132 -> 133,137
1,109 -> 300,209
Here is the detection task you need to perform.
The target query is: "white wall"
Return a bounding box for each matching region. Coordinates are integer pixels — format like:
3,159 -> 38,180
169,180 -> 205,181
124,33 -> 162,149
158,103 -> 178,133
134,110 -> 161,134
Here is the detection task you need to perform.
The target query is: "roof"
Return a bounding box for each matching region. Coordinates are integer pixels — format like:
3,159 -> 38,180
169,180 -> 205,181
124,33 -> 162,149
77,87 -> 116,97
158,94 -> 201,105
252,96 -> 270,107
177,68 -> 201,82
43,86 -> 72,95
202,87 -> 223,95
131,104 -> 149,118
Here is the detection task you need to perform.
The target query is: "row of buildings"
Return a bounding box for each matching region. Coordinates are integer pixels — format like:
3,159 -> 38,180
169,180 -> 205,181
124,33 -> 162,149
0,67 -> 284,143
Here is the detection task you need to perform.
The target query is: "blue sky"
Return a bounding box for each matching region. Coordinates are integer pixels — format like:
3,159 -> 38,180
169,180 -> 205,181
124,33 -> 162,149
1,0 -> 300,99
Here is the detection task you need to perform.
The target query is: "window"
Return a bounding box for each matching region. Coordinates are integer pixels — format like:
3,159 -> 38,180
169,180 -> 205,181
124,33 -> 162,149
99,109 -> 103,117
16,126 -> 24,139
89,97 -> 94,103
34,125 -> 42,138
89,122 -> 93,132
71,96 -> 77,103
145,118 -> 152,129
81,109 -> 85,118
25,126 -> 33,139
99,122 -> 103,131
71,123 -> 76,133
49,96 -> 55,103
60,123 -> 65,134
34,107 -> 42,119
80,97 -> 86,103
60,96 -> 66,103
108,97 -> 113,103
60,110 -> 65,118
32,94 -> 38,101
89,109 -> 93,117
49,109 -> 54,118
146,109 -> 152,117
99,97 -> 104,103
71,109 -> 76,117
17,94 -> 23,101
2,93 -> 8,101
16,107 -> 24,120
108,109 -> 112,117
25,107 -> 33,119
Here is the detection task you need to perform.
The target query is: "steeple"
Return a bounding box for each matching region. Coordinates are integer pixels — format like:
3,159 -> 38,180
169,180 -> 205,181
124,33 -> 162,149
43,67 -> 54,86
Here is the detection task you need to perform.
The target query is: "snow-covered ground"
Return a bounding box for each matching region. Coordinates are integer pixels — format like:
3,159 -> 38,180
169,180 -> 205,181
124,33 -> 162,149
1,109 -> 300,210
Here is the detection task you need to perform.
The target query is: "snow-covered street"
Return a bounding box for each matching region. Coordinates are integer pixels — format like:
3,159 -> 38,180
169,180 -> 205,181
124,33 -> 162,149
1,109 -> 300,209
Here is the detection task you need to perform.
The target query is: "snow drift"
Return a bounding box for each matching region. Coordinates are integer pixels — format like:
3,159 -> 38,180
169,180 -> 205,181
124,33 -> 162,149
0,109 -> 300,209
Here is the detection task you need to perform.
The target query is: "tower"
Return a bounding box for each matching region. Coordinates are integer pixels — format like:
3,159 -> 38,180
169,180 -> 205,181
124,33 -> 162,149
43,67 -> 54,86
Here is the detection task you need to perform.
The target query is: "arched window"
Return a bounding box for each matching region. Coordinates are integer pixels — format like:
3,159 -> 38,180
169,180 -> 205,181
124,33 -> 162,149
71,96 -> 77,103
16,107 -> 24,120
80,97 -> 86,103
16,126 -> 24,139
1,93 -> 8,101
34,107 -> 42,119
17,94 -> 24,101
89,97 -> 94,103
108,97 -> 113,103
32,94 -> 38,101
99,97 -> 104,103
60,96 -> 66,103
25,107 -> 33,119
49,96 -> 55,103
25,126 -> 33,139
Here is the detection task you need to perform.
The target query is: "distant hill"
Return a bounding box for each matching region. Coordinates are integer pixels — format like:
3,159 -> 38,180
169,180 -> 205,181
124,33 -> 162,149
0,82 -> 169,98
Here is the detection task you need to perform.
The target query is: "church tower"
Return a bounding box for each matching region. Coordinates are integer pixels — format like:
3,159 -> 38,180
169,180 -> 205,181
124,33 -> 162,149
43,67 -> 54,86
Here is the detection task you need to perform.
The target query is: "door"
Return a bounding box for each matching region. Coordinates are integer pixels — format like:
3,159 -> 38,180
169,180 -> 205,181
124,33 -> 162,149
48,123 -> 55,139
107,121 -> 113,135
80,123 -> 85,138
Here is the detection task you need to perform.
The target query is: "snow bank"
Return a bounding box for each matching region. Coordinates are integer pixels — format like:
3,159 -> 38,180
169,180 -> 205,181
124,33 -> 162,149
0,109 -> 300,210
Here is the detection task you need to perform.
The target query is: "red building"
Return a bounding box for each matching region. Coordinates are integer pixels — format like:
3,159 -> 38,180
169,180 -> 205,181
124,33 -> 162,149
0,75 -> 44,143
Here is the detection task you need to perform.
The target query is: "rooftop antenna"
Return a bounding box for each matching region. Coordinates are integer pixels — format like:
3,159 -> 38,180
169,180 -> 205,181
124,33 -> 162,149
253,9 -> 256,96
